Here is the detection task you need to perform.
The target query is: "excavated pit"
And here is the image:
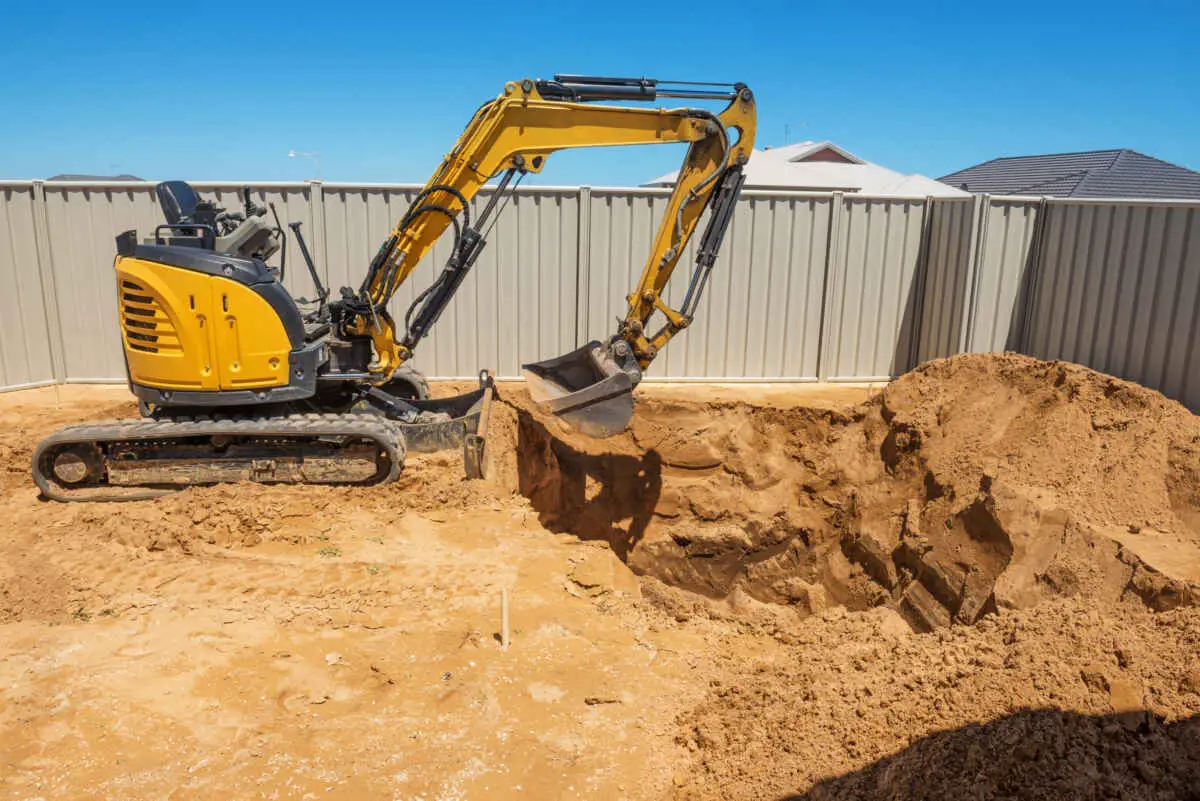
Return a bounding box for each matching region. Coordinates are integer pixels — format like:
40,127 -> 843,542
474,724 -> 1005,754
500,353 -> 1200,631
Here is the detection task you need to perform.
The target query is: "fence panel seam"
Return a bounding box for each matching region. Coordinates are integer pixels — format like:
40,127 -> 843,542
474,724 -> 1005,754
306,179 -> 328,284
29,180 -> 65,382
1014,197 -> 1049,352
575,186 -> 591,346
907,196 -> 935,371
960,194 -> 989,353
816,192 -> 845,381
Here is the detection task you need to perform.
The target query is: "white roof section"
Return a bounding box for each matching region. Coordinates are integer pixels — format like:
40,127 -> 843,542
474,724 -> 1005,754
645,140 -> 968,197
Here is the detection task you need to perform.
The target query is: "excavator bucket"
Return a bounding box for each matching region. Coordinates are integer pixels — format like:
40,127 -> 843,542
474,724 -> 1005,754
522,341 -> 635,438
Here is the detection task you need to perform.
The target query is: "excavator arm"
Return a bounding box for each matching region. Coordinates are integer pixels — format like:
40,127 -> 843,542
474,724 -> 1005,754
342,75 -> 756,435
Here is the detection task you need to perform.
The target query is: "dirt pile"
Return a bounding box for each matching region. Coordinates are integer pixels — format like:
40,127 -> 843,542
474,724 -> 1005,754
504,353 -> 1200,631
676,598 -> 1200,800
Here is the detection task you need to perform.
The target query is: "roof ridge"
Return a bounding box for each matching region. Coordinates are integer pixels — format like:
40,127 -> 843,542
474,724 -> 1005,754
779,140 -> 864,165
938,156 -> 1004,181
1010,170 -> 1090,195
1117,150 -> 1196,171
1073,168 -> 1106,195
997,148 -> 1126,163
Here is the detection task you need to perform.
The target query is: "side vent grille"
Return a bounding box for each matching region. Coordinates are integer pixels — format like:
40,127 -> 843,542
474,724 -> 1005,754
121,280 -> 181,354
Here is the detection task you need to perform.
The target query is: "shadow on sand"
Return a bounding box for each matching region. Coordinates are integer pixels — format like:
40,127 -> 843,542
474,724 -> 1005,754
515,407 -> 662,561
780,708 -> 1200,801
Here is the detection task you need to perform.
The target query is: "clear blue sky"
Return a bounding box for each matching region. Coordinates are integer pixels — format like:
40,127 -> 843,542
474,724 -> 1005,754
2,0 -> 1197,185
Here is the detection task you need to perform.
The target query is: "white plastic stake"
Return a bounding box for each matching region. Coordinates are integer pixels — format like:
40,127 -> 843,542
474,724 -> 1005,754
501,588 -> 510,651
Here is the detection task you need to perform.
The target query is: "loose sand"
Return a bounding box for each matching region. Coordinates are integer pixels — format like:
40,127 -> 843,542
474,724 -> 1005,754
1,353 -> 1197,799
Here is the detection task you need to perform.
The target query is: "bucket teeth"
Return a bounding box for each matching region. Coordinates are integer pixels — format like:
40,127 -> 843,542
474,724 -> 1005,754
522,341 -> 638,438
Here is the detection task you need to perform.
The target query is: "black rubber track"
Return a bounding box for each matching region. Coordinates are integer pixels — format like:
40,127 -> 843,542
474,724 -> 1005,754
32,412 -> 406,502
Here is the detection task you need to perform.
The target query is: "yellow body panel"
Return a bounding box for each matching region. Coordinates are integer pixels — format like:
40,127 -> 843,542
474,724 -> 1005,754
116,256 -> 292,392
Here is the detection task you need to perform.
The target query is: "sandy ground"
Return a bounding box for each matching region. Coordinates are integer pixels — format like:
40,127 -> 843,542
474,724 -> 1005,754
0,393 -> 697,798
1,356 -> 1199,800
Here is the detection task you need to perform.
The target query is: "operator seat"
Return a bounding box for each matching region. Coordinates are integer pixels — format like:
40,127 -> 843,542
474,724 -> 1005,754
155,180 -> 203,225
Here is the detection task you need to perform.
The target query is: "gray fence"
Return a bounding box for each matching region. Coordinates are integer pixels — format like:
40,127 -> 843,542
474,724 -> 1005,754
1,180 -> 1197,411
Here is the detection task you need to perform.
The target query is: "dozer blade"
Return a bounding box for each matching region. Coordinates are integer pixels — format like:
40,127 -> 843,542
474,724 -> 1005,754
395,371 -> 495,480
522,341 -> 636,438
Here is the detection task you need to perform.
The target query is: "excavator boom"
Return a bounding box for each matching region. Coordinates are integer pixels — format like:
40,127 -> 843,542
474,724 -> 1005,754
348,75 -> 757,435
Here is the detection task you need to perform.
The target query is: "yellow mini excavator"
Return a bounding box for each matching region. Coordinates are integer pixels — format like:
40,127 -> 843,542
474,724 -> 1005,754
33,75 -> 756,501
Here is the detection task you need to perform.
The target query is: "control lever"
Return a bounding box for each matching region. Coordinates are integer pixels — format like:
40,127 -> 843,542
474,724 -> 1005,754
241,185 -> 264,217
288,221 -> 329,305
269,202 -> 287,283
214,210 -> 245,236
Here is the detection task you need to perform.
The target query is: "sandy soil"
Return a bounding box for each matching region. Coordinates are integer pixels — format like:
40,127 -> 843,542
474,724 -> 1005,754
1,354 -> 1198,800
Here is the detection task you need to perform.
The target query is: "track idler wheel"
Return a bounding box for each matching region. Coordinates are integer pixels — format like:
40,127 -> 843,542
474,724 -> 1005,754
48,445 -> 102,485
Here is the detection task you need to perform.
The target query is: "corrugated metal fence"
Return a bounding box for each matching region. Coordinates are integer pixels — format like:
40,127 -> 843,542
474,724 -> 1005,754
1023,200 -> 1199,408
1,180 -> 1197,411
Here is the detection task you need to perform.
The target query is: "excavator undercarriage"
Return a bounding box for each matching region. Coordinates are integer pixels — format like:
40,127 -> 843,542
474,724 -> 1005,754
33,378 -> 494,502
34,413 -> 405,502
32,74 -> 755,501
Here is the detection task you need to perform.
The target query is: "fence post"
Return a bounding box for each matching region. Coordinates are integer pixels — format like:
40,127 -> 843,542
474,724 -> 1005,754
575,186 -> 592,345
1013,197 -> 1050,353
30,180 -> 66,383
816,192 -> 846,381
906,196 -> 936,370
958,193 -> 988,354
306,179 -> 328,285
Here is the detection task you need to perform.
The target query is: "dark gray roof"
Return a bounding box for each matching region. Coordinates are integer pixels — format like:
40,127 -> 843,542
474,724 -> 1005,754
939,150 -> 1200,199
